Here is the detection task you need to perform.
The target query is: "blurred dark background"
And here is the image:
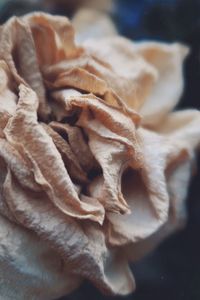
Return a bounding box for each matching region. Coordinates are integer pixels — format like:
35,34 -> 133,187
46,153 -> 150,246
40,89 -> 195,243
1,0 -> 199,299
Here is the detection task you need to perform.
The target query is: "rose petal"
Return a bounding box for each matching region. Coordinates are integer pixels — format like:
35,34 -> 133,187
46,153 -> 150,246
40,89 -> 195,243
83,37 -> 157,110
42,123 -> 88,183
124,148 -> 193,262
50,121 -> 98,173
72,8 -> 117,43
0,17 -> 49,119
0,213 -> 81,300
156,109 -> 200,149
2,169 -> 134,296
106,128 -> 170,246
3,84 -> 105,223
134,42 -> 189,126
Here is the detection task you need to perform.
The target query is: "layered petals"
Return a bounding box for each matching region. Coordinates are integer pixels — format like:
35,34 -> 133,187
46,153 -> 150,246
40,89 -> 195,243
0,11 -> 199,300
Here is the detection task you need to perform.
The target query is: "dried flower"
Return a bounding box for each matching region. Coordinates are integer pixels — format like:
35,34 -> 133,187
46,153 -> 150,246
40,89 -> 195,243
0,12 -> 199,299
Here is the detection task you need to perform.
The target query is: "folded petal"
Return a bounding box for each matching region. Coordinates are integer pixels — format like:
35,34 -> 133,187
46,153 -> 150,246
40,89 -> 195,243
0,16 -> 49,119
3,84 -> 104,223
83,37 -> 157,110
23,12 -> 82,64
134,42 -> 189,126
124,145 -> 194,262
0,213 -> 81,300
106,128 -> 170,246
2,169 -> 134,296
50,121 -> 98,173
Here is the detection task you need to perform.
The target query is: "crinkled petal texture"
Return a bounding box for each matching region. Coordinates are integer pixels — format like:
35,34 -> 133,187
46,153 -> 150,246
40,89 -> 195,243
0,11 -> 199,300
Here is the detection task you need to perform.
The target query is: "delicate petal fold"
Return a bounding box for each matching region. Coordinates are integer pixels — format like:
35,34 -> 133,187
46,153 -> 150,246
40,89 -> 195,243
134,42 -> 189,125
2,169 -> 135,296
83,37 -> 157,110
106,128 -> 170,246
0,16 -> 49,118
124,146 -> 194,262
3,84 -> 105,224
0,213 -> 81,300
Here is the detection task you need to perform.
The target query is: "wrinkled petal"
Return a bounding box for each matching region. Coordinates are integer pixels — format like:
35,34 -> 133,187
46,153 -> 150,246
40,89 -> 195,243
106,128 -> 170,246
23,12 -> 82,63
82,37 -> 157,110
134,42 -> 189,126
42,123 -> 88,183
50,121 -> 98,173
2,169 -> 134,296
0,213 -> 81,300
0,16 -> 49,119
0,11 -> 198,298
124,147 -> 194,262
3,84 -> 105,224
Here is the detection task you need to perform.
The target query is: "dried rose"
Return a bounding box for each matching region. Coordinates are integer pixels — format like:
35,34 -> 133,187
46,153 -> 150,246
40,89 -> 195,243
0,12 -> 199,300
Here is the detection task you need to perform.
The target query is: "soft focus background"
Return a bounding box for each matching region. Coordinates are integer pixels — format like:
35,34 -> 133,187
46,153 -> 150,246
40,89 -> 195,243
1,1 -> 200,299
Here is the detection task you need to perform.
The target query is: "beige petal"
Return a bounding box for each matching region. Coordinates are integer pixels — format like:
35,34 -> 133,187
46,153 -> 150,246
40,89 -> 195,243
0,213 -> 81,300
2,169 -> 134,296
73,8 -> 117,43
156,109 -> 200,150
134,42 -> 189,126
83,37 -> 157,110
42,123 -> 88,183
0,11 -> 198,298
52,91 -> 141,139
0,16 -> 50,119
43,56 -> 142,118
106,128 -> 170,246
50,121 -> 97,173
87,135 -> 131,214
50,67 -> 108,96
125,148 -> 193,262
0,61 -> 17,116
23,12 -> 82,62
3,84 -> 104,224
52,92 -> 143,214
49,88 -> 82,121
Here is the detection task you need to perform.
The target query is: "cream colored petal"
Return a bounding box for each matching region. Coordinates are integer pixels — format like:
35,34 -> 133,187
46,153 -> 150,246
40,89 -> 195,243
52,91 -> 140,137
102,250 -> 135,295
124,149 -> 193,262
83,37 -> 157,110
23,12 -> 82,61
43,56 -> 142,117
2,169 -> 134,296
0,17 -> 50,119
87,135 -> 130,214
0,213 -> 81,300
51,67 -> 108,96
134,42 -> 189,126
0,61 -> 17,117
44,35 -> 156,113
73,8 -> 117,43
52,92 -> 142,214
106,128 -> 172,246
0,138 -> 42,192
156,109 -> 200,150
3,84 -> 104,224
